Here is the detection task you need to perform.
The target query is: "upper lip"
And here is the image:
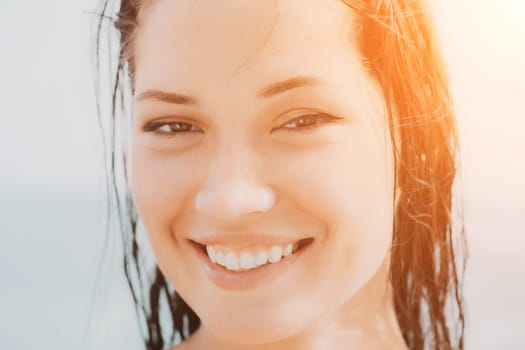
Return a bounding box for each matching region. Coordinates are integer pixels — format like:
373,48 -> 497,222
190,234 -> 311,248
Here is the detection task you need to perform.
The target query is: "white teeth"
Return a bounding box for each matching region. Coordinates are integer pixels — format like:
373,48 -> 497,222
216,251 -> 225,266
239,252 -> 256,269
225,253 -> 240,271
255,251 -> 268,266
268,246 -> 283,263
283,243 -> 293,256
205,241 -> 301,271
206,246 -> 217,263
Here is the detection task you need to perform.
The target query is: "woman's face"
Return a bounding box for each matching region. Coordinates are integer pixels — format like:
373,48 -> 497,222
131,0 -> 394,345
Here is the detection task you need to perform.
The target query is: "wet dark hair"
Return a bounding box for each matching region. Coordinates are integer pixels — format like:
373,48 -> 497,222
94,0 -> 467,349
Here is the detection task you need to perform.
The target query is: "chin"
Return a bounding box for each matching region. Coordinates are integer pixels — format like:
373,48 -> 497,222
201,305 -> 313,346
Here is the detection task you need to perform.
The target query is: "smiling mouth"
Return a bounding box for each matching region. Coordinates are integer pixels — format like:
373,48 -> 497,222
192,237 -> 314,273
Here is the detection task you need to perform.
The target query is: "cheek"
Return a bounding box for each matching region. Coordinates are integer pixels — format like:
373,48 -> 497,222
129,145 -> 202,257
129,144 -> 209,297
273,132 -> 394,292
275,133 -> 394,229
131,145 -> 197,218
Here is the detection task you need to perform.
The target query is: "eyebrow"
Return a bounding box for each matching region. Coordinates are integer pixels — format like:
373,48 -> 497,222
135,89 -> 198,105
135,75 -> 323,105
257,76 -> 322,98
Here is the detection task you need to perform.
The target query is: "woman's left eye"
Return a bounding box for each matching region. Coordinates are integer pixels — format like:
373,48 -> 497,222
279,113 -> 337,131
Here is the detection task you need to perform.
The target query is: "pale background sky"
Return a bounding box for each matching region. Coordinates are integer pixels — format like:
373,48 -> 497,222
0,0 -> 524,349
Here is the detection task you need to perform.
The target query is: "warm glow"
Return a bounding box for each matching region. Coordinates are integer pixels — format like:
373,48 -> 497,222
432,0 -> 525,348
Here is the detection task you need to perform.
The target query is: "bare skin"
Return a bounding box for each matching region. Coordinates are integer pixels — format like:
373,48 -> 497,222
173,256 -> 407,350
130,0 -> 408,349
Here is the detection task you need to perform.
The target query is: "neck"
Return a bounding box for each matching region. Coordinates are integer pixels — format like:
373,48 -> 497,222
181,255 -> 407,350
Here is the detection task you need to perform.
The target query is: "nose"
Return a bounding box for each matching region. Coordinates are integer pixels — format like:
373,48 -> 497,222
194,149 -> 276,220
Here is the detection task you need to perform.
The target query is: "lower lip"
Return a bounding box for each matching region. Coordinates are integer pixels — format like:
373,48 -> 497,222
191,240 -> 312,291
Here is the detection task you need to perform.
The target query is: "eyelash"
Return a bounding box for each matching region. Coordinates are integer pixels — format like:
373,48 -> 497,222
278,113 -> 336,132
143,120 -> 201,136
143,113 -> 336,136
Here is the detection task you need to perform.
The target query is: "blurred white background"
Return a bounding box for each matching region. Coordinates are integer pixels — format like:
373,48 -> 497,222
0,0 -> 524,349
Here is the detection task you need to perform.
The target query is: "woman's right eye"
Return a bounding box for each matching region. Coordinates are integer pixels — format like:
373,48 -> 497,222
143,120 -> 202,136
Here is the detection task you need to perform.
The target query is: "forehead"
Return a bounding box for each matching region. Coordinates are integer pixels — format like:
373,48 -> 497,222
133,0 -> 361,100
